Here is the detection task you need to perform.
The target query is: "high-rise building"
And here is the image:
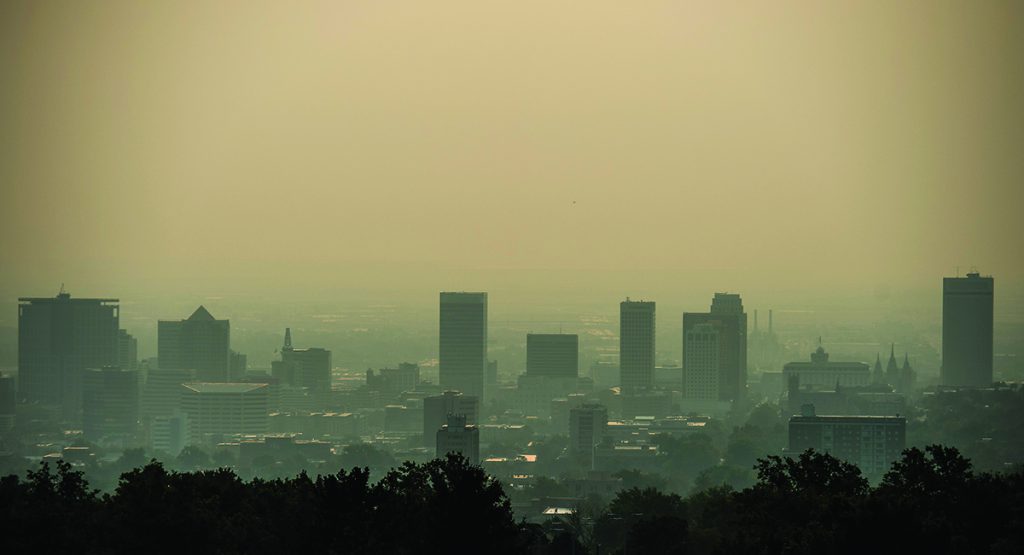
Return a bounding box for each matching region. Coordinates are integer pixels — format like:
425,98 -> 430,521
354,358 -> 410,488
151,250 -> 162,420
423,390 -> 478,446
683,323 -> 720,401
619,300 -> 655,393
180,382 -> 269,444
942,272 -> 994,387
569,404 -> 608,459
117,329 -> 138,371
0,373 -> 15,431
788,404 -> 906,478
526,334 -> 579,378
439,292 -> 488,401
158,306 -> 231,382
271,328 -> 332,392
435,414 -> 479,464
18,292 -> 120,418
683,293 -> 747,402
81,367 -> 139,440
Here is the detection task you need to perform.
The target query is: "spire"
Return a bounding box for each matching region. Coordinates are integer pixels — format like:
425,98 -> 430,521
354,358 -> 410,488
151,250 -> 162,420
283,327 -> 293,350
873,353 -> 884,384
903,353 -> 912,370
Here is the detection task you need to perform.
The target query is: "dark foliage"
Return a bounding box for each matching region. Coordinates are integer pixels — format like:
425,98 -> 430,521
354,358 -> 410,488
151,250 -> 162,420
2,446 -> 1022,555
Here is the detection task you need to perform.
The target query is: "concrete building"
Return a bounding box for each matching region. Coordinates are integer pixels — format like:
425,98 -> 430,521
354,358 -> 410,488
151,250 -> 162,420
180,382 -> 269,444
366,362 -> 420,399
158,306 -> 231,382
782,343 -> 872,390
439,292 -> 488,402
684,323 -> 720,401
150,412 -> 190,456
142,368 -> 196,419
17,292 -> 120,418
683,293 -> 747,402
619,300 -> 655,393
788,404 -> 906,478
271,328 -> 332,392
423,390 -> 478,446
569,404 -> 608,459
526,334 -> 579,378
81,367 -> 139,441
942,272 -> 994,387
436,414 -> 479,464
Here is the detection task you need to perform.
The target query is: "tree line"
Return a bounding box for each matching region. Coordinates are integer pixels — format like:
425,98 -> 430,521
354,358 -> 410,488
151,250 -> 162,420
1,446 -> 1021,554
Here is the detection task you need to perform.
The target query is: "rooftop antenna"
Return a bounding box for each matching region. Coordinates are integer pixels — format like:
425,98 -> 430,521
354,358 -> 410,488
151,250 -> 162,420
59,283 -> 66,295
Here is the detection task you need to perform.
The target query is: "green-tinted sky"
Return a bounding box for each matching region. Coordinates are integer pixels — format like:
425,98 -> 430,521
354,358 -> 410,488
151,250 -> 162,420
2,1 -> 1022,298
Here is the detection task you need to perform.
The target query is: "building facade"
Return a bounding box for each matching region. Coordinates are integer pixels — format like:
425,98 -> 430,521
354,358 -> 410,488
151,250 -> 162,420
82,366 -> 140,440
683,323 -> 720,401
158,306 -> 231,382
423,390 -> 479,446
18,292 -> 120,419
788,404 -> 906,478
180,382 -> 269,444
619,300 -> 655,393
526,334 -> 579,378
683,293 -> 747,402
436,414 -> 480,464
942,272 -> 994,387
439,292 -> 488,401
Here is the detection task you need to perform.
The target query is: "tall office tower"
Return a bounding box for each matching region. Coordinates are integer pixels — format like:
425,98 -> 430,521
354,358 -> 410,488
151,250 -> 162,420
619,300 -> 656,393
439,292 -> 488,402
158,306 -> 231,382
526,334 -> 579,378
423,390 -> 479,446
683,323 -> 720,400
118,329 -> 138,371
569,403 -> 608,457
271,328 -> 332,392
683,293 -> 748,402
942,272 -> 994,387
18,292 -> 120,418
435,414 -> 480,464
81,367 -> 139,441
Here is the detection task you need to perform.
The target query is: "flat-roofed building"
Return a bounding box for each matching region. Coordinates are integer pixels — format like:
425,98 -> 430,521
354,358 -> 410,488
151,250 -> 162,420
526,334 -> 579,378
788,404 -> 906,478
180,382 -> 269,444
18,292 -> 120,419
423,390 -> 478,446
439,292 -> 488,402
783,344 -> 871,390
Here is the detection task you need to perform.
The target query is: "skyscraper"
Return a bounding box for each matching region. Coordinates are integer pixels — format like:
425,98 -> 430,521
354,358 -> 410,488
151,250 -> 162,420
439,292 -> 488,401
683,293 -> 747,402
158,306 -> 231,382
18,292 -> 120,417
526,334 -> 579,378
683,323 -> 719,401
619,299 -> 655,393
942,272 -> 994,387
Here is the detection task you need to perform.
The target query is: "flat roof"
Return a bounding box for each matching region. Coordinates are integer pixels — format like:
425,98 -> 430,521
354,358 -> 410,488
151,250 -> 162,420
182,382 -> 268,394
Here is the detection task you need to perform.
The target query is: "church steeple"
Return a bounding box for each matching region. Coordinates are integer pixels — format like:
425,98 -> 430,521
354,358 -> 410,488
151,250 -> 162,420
873,353 -> 884,384
885,344 -> 900,386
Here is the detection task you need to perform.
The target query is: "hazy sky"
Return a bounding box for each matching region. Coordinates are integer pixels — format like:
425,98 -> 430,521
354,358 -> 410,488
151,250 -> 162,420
2,1 -> 1022,299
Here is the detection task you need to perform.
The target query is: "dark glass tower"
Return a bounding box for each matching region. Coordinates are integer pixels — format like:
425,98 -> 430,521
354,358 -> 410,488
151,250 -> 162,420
620,299 -> 655,393
942,272 -> 994,387
439,292 -> 488,401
